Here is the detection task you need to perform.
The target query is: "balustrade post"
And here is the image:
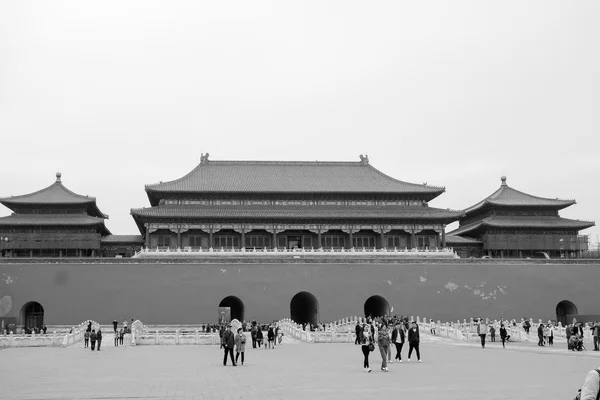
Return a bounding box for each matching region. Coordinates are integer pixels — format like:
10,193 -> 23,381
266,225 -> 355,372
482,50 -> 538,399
176,329 -> 180,345
155,330 -> 159,345
195,330 -> 199,345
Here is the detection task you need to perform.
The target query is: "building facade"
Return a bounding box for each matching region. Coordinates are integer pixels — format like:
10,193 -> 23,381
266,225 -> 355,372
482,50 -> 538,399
131,155 -> 463,251
448,176 -> 594,258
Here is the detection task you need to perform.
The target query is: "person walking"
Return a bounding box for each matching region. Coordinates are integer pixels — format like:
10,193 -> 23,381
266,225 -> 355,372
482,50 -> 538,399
499,324 -> 508,348
548,323 -> 554,346
391,322 -> 405,362
90,329 -> 97,351
234,328 -> 246,365
407,321 -> 422,362
222,325 -> 236,366
97,329 -> 103,351
84,330 -> 90,348
256,326 -> 263,349
489,324 -> 496,342
477,319 -> 488,348
355,322 -> 362,345
114,330 -> 119,347
113,320 -> 118,333
377,323 -> 391,371
537,323 -> 544,346
119,328 -> 124,345
578,367 -> 600,400
251,325 -> 258,349
593,322 -> 600,351
359,323 -> 373,372
267,326 -> 275,349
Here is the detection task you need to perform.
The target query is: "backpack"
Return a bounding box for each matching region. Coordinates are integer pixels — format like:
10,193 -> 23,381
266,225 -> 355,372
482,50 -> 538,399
575,369 -> 600,400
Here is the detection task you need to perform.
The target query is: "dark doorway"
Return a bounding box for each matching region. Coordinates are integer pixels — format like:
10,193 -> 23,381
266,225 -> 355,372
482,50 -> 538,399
20,302 -> 44,330
364,295 -> 390,318
218,296 -> 245,322
556,300 -> 578,326
290,291 -> 319,325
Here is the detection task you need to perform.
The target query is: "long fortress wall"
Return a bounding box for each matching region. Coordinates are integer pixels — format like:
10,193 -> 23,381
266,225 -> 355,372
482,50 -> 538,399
0,262 -> 598,325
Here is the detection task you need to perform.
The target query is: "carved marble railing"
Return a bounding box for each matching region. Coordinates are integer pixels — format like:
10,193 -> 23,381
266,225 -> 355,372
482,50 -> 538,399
134,247 -> 457,258
0,320 -> 99,349
131,320 -> 220,346
278,317 -> 362,343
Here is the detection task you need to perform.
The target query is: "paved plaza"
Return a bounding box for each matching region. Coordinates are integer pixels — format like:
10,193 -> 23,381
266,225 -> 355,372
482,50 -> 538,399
1,333 -> 599,400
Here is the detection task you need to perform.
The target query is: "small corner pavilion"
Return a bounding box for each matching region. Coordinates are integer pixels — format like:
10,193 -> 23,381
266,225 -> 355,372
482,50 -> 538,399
0,172 -> 110,257
131,155 -> 463,251
448,176 -> 595,258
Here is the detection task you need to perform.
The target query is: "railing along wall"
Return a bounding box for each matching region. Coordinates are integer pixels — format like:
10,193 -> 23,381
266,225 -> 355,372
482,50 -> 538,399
0,320 -> 99,349
131,320 -> 221,346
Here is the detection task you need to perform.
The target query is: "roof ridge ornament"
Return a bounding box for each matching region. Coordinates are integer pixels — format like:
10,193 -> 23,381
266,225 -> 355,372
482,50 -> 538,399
200,153 -> 210,164
359,154 -> 369,165
500,176 -> 507,187
56,171 -> 62,183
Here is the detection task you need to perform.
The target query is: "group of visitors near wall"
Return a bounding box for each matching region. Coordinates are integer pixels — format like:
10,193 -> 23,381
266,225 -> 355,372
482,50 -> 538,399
82,319 -> 132,351
355,316 -> 421,373
219,321 -> 283,366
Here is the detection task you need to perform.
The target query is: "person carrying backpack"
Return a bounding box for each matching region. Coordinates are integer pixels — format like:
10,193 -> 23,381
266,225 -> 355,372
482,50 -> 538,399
577,368 -> 600,399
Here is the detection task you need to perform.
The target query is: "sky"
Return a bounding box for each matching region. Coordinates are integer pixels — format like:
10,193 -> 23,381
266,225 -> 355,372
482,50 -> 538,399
0,1 -> 598,243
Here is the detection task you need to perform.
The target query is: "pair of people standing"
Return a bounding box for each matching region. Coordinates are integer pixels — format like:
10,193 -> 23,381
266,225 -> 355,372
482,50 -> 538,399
88,329 -> 102,351
222,325 -> 247,366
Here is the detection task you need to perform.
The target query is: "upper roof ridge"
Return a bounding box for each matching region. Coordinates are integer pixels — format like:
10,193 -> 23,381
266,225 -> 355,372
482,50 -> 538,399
0,173 -> 96,203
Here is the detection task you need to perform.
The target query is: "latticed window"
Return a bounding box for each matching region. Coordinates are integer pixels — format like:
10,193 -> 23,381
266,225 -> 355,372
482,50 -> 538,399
214,236 -> 239,249
353,236 -> 376,248
386,235 -> 408,248
245,235 -> 270,248
321,235 -> 345,248
417,235 -> 437,249
157,235 -> 171,247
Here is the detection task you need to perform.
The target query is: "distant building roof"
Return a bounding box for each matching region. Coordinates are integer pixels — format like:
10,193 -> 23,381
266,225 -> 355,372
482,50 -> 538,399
101,235 -> 145,244
131,204 -> 463,222
464,176 -> 576,215
448,215 -> 594,237
0,214 -> 111,235
0,172 -> 108,218
145,155 -> 445,203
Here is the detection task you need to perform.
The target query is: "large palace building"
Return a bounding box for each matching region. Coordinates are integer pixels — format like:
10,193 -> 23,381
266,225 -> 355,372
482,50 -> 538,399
130,154 -> 463,252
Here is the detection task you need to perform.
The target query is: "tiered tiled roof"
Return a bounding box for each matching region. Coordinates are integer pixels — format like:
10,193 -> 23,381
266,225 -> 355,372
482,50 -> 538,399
131,204 -> 463,222
448,215 -> 594,237
0,214 -> 111,235
0,172 -> 108,218
464,176 -> 575,215
145,156 -> 445,204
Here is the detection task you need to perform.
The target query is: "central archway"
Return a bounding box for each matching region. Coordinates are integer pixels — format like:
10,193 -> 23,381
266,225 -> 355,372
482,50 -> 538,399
364,295 -> 390,318
20,301 -> 44,330
556,300 -> 578,326
290,291 -> 319,325
218,296 -> 245,322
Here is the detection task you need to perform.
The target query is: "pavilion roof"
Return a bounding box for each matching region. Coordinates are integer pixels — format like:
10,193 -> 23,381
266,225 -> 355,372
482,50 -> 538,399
0,214 -> 111,235
464,176 -> 576,215
131,204 -> 463,222
0,172 -> 108,218
447,215 -> 594,237
144,156 -> 445,203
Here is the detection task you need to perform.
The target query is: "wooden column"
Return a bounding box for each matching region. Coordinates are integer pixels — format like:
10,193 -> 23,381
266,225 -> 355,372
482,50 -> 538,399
317,230 -> 322,248
442,228 -> 446,248
241,231 -> 246,249
349,231 -> 353,249
177,229 -> 182,249
209,229 -> 213,249
272,232 -> 277,249
411,232 -> 416,249
145,230 -> 150,248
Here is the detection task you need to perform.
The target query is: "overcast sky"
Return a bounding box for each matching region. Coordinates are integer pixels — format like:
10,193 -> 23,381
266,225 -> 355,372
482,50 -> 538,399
0,1 -> 598,242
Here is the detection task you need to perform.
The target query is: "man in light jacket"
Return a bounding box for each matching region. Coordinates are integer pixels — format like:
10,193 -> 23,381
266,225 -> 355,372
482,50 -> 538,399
391,322 -> 405,362
477,318 -> 488,348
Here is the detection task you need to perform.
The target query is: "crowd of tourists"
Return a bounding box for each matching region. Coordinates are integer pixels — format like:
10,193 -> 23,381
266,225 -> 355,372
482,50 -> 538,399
355,315 -> 422,373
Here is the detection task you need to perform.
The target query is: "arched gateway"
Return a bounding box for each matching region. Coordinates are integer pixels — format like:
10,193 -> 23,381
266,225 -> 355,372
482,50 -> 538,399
20,301 -> 44,330
556,300 -> 578,326
218,296 -> 245,322
364,295 -> 390,318
290,291 -> 319,325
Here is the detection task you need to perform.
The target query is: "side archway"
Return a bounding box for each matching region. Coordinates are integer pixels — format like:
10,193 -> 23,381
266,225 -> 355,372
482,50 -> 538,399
20,301 -> 44,329
218,296 -> 245,322
556,300 -> 578,326
290,291 -> 319,325
364,295 -> 390,318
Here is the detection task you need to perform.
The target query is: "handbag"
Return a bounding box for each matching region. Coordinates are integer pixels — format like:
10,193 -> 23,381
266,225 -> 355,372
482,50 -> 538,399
368,342 -> 375,352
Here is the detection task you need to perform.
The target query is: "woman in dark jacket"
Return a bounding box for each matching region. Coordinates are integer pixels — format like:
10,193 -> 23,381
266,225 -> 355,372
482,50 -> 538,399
359,323 -> 373,372
97,329 -> 103,351
408,322 -> 422,362
500,324 -> 508,348
256,327 -> 263,348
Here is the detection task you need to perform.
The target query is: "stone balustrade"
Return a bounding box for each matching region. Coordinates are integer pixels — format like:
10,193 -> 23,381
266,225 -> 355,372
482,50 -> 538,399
0,320 -> 99,349
135,247 -> 457,258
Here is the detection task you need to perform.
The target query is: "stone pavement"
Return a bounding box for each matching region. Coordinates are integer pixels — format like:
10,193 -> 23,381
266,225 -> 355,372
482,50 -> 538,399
1,333 -> 599,400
